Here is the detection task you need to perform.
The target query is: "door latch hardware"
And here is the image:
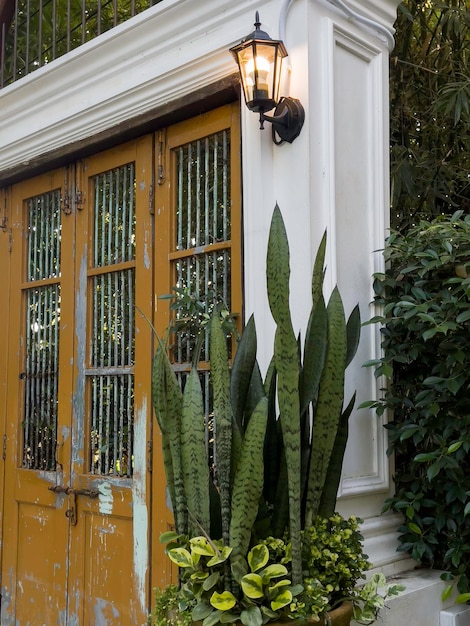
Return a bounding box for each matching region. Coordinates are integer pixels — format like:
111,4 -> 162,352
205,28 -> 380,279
68,487 -> 99,499
48,485 -> 99,498
48,484 -> 69,494
49,485 -> 100,525
65,493 -> 77,526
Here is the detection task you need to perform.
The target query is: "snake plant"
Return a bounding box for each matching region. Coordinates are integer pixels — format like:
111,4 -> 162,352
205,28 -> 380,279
152,204 -> 360,593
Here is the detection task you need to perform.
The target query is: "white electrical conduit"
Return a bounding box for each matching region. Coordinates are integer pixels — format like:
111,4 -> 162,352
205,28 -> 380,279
278,0 -> 395,51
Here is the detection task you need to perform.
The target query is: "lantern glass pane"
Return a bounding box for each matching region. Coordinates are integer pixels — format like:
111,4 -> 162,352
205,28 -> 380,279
237,41 -> 278,108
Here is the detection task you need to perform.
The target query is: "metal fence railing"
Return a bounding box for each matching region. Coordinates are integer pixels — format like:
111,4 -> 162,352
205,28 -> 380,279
0,0 -> 163,88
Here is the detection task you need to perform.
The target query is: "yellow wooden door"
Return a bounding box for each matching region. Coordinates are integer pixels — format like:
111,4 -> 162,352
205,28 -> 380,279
1,137 -> 153,625
2,168 -> 75,625
0,104 -> 242,624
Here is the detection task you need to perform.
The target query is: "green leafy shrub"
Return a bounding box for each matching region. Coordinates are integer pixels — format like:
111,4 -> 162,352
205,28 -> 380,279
364,211 -> 470,595
155,516 -> 402,626
302,515 -> 370,610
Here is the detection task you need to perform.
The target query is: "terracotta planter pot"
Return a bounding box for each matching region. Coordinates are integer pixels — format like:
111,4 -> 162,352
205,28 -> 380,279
317,601 -> 353,625
190,601 -> 353,626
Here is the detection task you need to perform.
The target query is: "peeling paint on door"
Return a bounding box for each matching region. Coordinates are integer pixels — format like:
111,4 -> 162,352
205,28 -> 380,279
98,482 -> 114,515
133,398 -> 149,616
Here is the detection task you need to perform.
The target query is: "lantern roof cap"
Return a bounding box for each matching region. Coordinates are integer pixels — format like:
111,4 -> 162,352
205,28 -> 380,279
243,11 -> 274,42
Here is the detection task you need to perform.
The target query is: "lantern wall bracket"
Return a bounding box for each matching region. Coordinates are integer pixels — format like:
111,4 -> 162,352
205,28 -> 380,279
259,96 -> 305,144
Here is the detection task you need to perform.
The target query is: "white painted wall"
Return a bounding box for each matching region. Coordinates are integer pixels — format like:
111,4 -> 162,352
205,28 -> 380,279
0,0 -> 449,622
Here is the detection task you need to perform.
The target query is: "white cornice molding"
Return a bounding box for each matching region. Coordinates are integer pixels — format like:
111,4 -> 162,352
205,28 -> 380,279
0,0 -> 401,176
0,0 -> 278,174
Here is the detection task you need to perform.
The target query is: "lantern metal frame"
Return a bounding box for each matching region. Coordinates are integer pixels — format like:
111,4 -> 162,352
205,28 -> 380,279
230,12 -> 305,144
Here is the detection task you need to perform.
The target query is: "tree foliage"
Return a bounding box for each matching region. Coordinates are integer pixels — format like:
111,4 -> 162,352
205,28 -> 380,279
390,0 -> 470,231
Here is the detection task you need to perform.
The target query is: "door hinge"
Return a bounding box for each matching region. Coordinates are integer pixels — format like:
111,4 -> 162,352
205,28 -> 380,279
157,129 -> 166,186
74,190 -> 84,211
2,188 -> 8,232
147,440 -> 152,473
2,434 -> 6,461
61,192 -> 72,215
62,190 -> 83,214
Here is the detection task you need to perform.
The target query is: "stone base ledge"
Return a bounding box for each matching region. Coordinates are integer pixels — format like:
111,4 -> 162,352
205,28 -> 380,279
352,569 -> 460,626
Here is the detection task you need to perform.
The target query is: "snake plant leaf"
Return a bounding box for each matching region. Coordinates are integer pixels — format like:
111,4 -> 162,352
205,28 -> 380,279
305,286 -> 347,527
273,325 -> 302,586
270,446 -> 289,539
182,367 -> 210,535
152,342 -> 187,534
245,361 -> 266,429
267,204 -> 291,326
312,231 -> 327,306
230,317 -> 260,486
159,431 -> 176,522
209,474 -> 222,540
263,356 -> 276,395
317,392 -> 356,518
210,311 -> 233,546
229,397 -> 269,562
231,314 -> 257,432
267,206 -> 302,585
300,296 -> 328,415
345,304 -> 361,367
263,370 -> 282,509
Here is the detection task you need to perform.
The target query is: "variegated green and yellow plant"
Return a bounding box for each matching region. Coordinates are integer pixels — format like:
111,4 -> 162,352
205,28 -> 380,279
151,206 -> 400,626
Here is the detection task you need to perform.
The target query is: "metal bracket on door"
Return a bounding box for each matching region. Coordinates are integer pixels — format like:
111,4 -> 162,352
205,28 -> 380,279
48,485 -> 99,525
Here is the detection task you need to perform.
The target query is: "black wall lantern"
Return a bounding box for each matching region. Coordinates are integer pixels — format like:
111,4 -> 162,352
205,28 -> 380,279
230,12 -> 305,144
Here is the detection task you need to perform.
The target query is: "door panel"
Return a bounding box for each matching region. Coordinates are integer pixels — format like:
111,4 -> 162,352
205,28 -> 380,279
67,137 -> 153,625
151,103 -> 242,591
2,169 -> 72,625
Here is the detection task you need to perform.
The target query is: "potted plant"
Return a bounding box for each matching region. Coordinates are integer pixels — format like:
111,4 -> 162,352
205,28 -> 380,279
151,206 -> 402,626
